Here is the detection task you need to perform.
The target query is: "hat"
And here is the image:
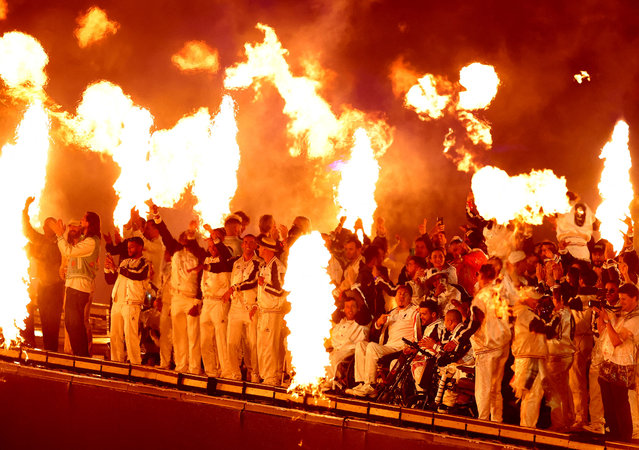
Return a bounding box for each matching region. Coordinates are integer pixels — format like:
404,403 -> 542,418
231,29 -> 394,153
450,235 -> 463,244
224,214 -> 242,225
508,250 -> 526,264
592,240 -> 608,254
258,235 -> 279,251
424,270 -> 447,284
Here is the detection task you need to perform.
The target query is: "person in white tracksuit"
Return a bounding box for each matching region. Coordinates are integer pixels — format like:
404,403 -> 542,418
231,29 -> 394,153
224,234 -> 262,381
197,232 -> 234,378
104,237 -> 150,365
256,236 -> 287,386
554,196 -> 596,261
510,290 -> 548,428
156,251 -> 173,369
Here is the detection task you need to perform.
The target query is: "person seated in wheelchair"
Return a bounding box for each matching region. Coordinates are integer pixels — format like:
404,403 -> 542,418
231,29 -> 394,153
321,291 -> 370,391
416,309 -> 475,406
345,285 -> 419,398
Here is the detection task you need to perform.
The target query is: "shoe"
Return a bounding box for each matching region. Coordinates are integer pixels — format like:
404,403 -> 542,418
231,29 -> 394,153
319,380 -> 333,392
250,373 -> 261,383
582,423 -> 605,435
345,384 -> 365,396
351,383 -> 375,397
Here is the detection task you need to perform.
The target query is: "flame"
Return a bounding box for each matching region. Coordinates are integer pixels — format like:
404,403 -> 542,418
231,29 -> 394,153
0,0 -> 7,20
335,129 -> 380,235
172,41 -> 220,74
574,71 -> 590,84
284,231 -> 335,394
0,101 -> 50,347
471,165 -> 571,225
225,23 -> 393,160
0,31 -> 48,99
191,95 -> 240,228
71,81 -> 153,229
74,7 -> 120,48
596,120 -> 634,253
458,63 -> 500,110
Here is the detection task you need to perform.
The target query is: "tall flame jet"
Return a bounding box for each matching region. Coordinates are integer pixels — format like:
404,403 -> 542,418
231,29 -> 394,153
597,120 -> 634,253
335,129 -> 380,235
284,232 -> 335,394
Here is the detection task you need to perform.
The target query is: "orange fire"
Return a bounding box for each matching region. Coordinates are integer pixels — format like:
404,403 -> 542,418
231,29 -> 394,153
284,231 -> 335,394
335,129 -> 380,235
0,0 -> 7,20
0,101 -> 51,347
172,41 -> 220,74
574,71 -> 590,84
471,165 -> 571,225
74,7 -> 120,48
596,120 -> 634,254
404,73 -> 452,120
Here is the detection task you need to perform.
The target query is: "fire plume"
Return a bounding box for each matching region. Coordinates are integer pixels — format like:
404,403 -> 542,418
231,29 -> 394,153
172,41 -> 220,74
457,63 -> 500,110
596,120 -> 634,253
0,31 -> 48,99
404,74 -> 452,120
191,95 -> 240,228
71,81 -> 153,229
283,231 -> 335,394
74,7 -> 120,48
335,129 -> 380,235
471,166 -> 570,225
0,0 -> 7,21
0,101 -> 50,347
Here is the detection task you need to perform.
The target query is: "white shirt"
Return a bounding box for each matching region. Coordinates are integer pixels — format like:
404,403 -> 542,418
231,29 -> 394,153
383,304 -> 419,347
331,318 -> 369,352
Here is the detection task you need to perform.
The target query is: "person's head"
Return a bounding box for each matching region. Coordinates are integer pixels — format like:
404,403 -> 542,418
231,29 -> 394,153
127,237 -> 144,258
444,309 -> 462,332
618,283 -> 639,313
363,245 -> 381,267
419,299 -> 439,326
487,255 -> 503,275
405,255 -> 427,278
257,235 -> 279,261
344,237 -> 362,262
591,242 -> 606,268
343,296 -> 359,321
396,284 -> 413,308
224,214 -> 242,237
478,263 -> 497,288
83,211 -> 101,238
258,214 -> 274,235
67,220 -> 83,244
448,237 -> 466,259
539,241 -> 557,261
292,216 -> 312,235
430,248 -> 446,270
432,232 -> 447,249
579,267 -> 598,288
143,220 -> 160,240
604,280 -> 620,306
233,211 -> 250,233
567,264 -> 581,286
521,289 -> 542,310
242,234 -> 258,259
414,237 -> 429,258
43,217 -> 56,238
178,231 -> 190,247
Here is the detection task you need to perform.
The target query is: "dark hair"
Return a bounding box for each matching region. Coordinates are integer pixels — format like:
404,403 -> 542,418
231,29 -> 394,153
446,309 -> 462,323
479,263 -> 497,282
397,283 -> 413,297
258,214 -> 274,234
419,299 -> 439,316
243,233 -> 256,240
128,236 -> 144,247
363,245 -> 380,264
345,236 -> 362,249
407,255 -> 428,269
579,268 -> 598,287
234,210 -> 250,225
619,283 -> 639,298
84,211 -> 101,238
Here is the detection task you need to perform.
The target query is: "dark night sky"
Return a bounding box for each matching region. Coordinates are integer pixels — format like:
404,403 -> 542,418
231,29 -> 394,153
1,0 -> 639,240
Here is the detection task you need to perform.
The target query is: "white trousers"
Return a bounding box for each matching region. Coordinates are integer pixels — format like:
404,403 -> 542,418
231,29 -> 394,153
200,300 -> 231,377
514,357 -> 547,428
171,294 -> 201,374
227,307 -> 259,380
588,362 -> 605,429
545,355 -> 575,430
569,334 -> 593,424
159,297 -> 172,368
354,341 -> 403,385
475,345 -> 509,422
326,346 -> 356,380
110,302 -> 142,365
257,311 -> 285,385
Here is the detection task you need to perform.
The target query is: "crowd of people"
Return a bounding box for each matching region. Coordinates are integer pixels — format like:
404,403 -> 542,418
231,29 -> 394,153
19,192 -> 639,443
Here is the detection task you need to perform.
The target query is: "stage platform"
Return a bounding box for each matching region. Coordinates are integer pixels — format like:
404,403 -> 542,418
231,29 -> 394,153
0,347 -> 634,450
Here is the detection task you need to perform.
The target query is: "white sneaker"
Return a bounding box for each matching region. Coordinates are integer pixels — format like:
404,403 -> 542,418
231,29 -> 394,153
345,383 -> 364,396
582,423 -> 605,435
350,383 -> 375,397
